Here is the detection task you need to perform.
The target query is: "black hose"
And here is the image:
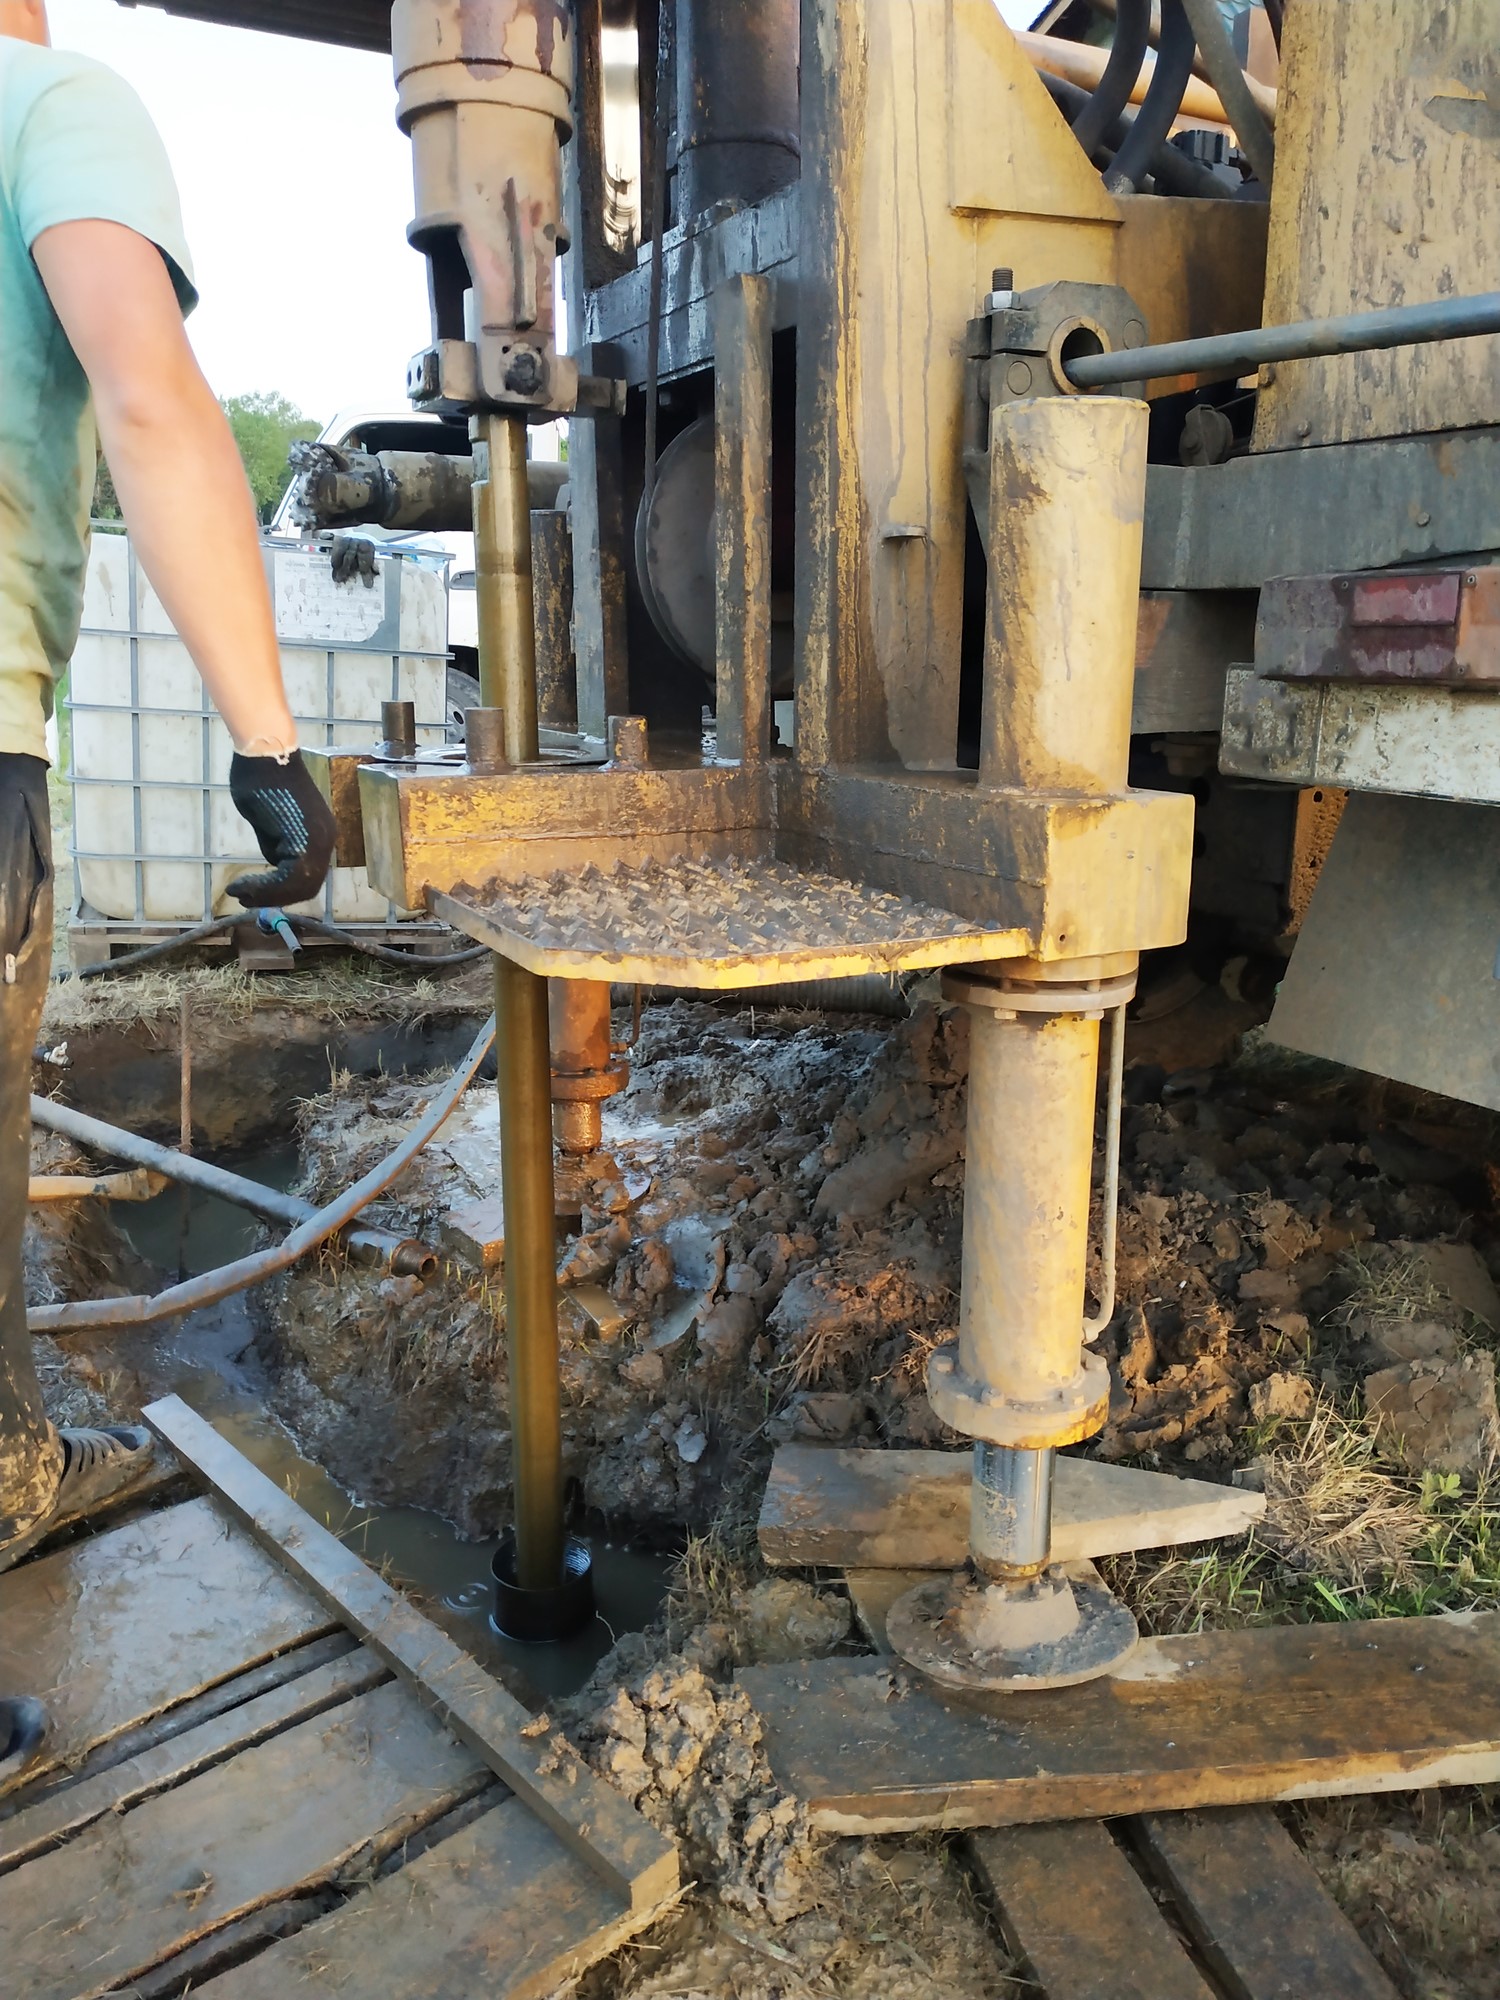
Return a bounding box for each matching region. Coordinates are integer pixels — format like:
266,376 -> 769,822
1104,0 -> 1197,195
1072,0 -> 1152,157
1039,71 -> 1224,200
74,912 -> 487,978
290,917 -> 489,969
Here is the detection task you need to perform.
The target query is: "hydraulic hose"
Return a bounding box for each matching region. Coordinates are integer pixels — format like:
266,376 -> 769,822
1071,0 -> 1151,157
1179,0 -> 1274,188
74,913 -> 486,978
1039,71 -> 1223,200
1104,0 -> 1197,195
28,1013 -> 496,1336
30,1095 -> 434,1274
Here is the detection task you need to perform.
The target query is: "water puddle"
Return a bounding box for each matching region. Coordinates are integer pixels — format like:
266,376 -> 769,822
114,1151 -> 673,1706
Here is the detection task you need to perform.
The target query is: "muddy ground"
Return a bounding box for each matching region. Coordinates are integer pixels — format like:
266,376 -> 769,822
24,973 -> 1500,1999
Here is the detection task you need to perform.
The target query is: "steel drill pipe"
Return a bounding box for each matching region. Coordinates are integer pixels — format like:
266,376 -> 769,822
474,409 -> 564,1593
1066,290 -> 1500,389
496,956 -> 565,1591
475,414 -> 541,763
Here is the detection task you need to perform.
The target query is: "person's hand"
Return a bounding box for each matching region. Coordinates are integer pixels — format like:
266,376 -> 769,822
227,751 -> 337,908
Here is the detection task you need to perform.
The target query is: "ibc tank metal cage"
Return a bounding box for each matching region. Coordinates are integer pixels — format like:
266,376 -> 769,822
64,530 -> 456,971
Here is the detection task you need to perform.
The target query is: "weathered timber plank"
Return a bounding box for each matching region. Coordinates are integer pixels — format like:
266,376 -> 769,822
1133,1808 -> 1400,2000
971,1821 -> 1215,2000
760,1446 -> 1263,1571
0,1646 -> 387,1871
145,1395 -> 679,1912
0,1678 -> 488,2000
0,1494 -> 335,1783
193,1792 -> 660,2000
739,1612 -> 1500,1834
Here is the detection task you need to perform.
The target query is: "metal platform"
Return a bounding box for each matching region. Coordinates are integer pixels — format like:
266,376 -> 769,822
429,855 -> 1029,986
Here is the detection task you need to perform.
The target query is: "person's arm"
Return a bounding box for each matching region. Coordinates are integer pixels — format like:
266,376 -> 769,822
31,219 -> 335,906
31,219 -> 294,755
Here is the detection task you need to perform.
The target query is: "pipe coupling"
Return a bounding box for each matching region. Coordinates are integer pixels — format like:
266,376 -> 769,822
927,1341 -> 1110,1449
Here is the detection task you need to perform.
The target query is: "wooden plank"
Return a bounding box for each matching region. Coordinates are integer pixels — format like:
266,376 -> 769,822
0,1646 -> 388,1870
850,1571 -> 1215,1998
1133,1808 -> 1400,2000
759,1445 -> 1264,1571
0,1679 -> 488,2000
739,1611 -> 1500,1834
971,1821 -> 1216,2000
144,1395 -> 679,1913
713,272 -> 774,767
0,1495 -> 335,1783
1252,1 -> 1500,451
194,1792 -> 664,2000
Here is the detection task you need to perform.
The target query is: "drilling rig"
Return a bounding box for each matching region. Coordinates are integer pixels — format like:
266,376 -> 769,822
141,0 -> 1500,1687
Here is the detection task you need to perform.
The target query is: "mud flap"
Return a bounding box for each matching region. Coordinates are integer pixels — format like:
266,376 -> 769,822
1268,793 -> 1500,1112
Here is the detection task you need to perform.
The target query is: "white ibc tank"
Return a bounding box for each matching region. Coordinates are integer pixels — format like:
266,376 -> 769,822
69,536 -> 448,924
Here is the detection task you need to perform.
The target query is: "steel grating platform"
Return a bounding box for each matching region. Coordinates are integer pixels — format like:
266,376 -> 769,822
430,856 -> 1029,986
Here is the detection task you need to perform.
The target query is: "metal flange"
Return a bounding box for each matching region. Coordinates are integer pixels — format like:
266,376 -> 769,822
926,1341 -> 1110,1450
887,1563 -> 1139,1693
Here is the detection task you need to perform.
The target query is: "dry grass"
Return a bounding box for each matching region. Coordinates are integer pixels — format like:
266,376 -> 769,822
1333,1244 -> 1455,1333
1256,1398 -> 1430,1591
41,959 -> 488,1036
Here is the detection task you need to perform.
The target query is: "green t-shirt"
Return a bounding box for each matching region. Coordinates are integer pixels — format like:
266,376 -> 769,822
0,41 -> 195,762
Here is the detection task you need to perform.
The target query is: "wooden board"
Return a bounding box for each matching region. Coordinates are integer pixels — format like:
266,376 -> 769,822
0,1645 -> 387,1870
971,1821 -> 1215,2000
759,1446 -> 1263,1571
1252,0 -> 1500,451
739,1611 -> 1500,1834
0,1494 -> 335,1782
0,1678 -> 488,2000
1133,1809 -> 1400,2000
145,1395 -> 678,1913
194,1792 -> 663,2000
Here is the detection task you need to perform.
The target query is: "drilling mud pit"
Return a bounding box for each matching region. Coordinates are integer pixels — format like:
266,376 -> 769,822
24,976 -> 1500,1998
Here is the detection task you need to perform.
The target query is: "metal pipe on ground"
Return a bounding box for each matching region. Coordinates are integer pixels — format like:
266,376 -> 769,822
1065,289 -> 1500,389
26,1015 -> 495,1336
27,1169 -> 166,1204
30,1097 -> 434,1274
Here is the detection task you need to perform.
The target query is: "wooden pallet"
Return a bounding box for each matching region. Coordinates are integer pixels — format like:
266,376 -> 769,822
0,1399 -> 678,2000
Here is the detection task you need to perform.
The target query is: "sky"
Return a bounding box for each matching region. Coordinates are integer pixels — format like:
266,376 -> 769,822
43,0 -> 1042,432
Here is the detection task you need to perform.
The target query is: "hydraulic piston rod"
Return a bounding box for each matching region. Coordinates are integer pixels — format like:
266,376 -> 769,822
1064,288 -> 1500,389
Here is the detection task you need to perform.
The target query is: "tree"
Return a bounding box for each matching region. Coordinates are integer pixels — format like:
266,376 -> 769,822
222,391 -> 320,522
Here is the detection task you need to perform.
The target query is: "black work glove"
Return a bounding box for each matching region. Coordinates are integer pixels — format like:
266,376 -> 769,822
227,751 -> 337,908
329,534 -> 378,587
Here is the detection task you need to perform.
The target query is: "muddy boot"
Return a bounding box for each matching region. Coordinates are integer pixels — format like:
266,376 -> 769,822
0,1696 -> 49,1794
0,1426 -> 158,1575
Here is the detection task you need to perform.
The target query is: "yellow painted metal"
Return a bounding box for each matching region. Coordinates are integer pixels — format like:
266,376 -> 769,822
981,397 -> 1147,798
1253,0 -> 1500,451
942,1005 -> 1106,1422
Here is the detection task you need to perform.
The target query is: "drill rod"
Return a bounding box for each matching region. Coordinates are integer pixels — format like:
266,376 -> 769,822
474,411 -> 564,1591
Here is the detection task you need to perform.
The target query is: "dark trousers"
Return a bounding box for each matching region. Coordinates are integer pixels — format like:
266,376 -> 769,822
0,754 -> 60,1544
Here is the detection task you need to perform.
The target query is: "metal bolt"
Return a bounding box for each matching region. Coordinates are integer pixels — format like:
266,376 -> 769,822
1295,419 -> 1312,439
1005,359 -> 1034,396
